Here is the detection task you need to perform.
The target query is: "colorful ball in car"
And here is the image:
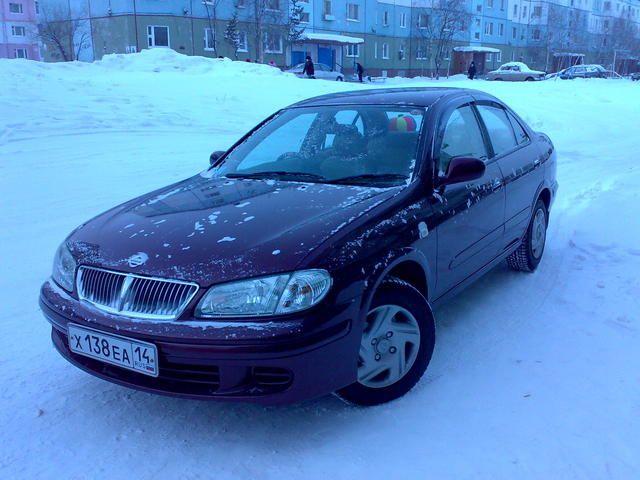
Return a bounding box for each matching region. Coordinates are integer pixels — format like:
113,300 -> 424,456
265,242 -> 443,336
389,115 -> 416,132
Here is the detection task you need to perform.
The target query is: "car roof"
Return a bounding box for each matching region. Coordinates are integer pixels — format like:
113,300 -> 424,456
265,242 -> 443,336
288,87 -> 478,108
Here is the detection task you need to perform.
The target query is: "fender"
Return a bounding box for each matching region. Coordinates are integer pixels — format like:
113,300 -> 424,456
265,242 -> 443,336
358,247 -> 433,316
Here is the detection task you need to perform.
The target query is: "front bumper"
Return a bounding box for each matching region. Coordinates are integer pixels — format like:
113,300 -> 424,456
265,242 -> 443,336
40,280 -> 362,405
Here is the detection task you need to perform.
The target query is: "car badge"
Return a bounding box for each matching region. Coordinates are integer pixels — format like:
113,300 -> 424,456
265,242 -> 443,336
127,252 -> 149,268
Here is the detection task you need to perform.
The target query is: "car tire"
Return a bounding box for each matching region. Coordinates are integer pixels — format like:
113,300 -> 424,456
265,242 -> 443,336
336,76 -> 343,82
525,77 -> 534,81
335,277 -> 435,406
507,199 -> 548,272
495,78 -> 503,81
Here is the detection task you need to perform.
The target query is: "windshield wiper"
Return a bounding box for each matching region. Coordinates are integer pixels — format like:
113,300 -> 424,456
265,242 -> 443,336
226,171 -> 326,182
326,173 -> 409,186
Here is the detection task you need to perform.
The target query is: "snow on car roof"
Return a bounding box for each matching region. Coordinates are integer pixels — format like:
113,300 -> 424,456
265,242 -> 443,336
499,62 -> 543,73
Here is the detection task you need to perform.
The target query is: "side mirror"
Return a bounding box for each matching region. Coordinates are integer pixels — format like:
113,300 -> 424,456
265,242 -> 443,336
209,150 -> 225,166
439,157 -> 485,186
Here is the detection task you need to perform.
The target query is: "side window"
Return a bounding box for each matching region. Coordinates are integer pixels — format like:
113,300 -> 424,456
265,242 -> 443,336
476,105 -> 518,157
438,105 -> 488,176
506,111 -> 529,145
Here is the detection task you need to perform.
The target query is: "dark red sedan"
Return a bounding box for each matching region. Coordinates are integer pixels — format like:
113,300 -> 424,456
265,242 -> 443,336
40,88 -> 558,405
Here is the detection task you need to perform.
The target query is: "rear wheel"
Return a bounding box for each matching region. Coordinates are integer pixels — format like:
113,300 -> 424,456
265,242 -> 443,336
336,277 -> 435,406
507,199 -> 548,272
336,76 -> 343,82
525,77 -> 535,81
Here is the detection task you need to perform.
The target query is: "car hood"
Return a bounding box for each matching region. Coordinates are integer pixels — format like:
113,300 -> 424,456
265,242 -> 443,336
67,174 -> 398,286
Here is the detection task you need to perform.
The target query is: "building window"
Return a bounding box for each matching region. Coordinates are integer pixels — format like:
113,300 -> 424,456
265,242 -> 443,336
237,0 -> 246,6
399,43 -> 405,60
9,2 -> 23,14
11,25 -> 26,36
484,22 -> 493,35
383,10 -> 389,26
264,31 -> 283,53
382,42 -> 389,59
476,4 -> 482,12
346,43 -> 359,57
265,0 -> 279,11
513,4 -> 518,15
347,3 -> 359,21
147,25 -> 169,47
522,5 -> 527,17
400,12 -> 407,28
496,50 -> 502,62
487,0 -> 493,8
15,48 -> 28,58
474,31 -> 480,39
238,31 -> 248,52
374,41 -> 378,59
500,0 -> 505,10
35,1 -> 39,14
324,0 -> 332,15
418,13 -> 429,28
533,6 -> 542,16
498,23 -> 504,36
604,1 -> 611,10
300,12 -> 310,23
532,29 -> 540,40
512,26 -> 517,38
416,47 -> 428,60
204,28 -> 215,50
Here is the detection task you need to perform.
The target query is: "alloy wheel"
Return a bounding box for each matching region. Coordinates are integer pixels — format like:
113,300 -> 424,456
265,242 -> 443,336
357,305 -> 421,389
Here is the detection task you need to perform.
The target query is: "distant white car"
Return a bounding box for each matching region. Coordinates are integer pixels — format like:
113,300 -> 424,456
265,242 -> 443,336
486,62 -> 546,82
286,62 -> 344,81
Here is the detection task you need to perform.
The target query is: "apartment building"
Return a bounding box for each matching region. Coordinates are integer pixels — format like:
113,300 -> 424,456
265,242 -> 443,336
0,0 -> 40,59
34,0 -> 640,74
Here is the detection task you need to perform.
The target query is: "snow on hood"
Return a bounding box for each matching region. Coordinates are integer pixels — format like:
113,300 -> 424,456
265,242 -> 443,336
67,175 -> 399,287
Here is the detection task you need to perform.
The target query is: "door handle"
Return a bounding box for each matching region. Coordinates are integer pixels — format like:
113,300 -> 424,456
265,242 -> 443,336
491,179 -> 502,191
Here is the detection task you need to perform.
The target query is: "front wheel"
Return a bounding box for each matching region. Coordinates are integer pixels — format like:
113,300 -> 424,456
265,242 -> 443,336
507,199 -> 548,272
336,277 -> 435,406
336,76 -> 343,82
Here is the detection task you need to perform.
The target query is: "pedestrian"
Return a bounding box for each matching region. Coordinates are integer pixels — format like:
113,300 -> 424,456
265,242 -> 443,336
302,55 -> 315,79
468,61 -> 477,80
356,62 -> 364,82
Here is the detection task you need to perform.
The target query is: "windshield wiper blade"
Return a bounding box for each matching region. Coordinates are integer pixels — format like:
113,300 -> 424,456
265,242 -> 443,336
226,171 -> 326,182
326,174 -> 409,185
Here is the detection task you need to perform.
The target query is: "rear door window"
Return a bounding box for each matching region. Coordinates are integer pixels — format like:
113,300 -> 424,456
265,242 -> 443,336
506,111 -> 529,145
476,105 -> 518,157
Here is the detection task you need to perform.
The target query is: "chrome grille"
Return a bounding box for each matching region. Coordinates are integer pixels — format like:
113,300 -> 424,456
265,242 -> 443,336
77,266 -> 199,320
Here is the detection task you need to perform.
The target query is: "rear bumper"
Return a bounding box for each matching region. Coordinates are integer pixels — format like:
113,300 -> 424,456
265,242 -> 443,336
40,281 -> 361,405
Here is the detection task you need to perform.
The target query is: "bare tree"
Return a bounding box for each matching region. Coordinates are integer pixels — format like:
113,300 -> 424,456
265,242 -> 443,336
37,5 -> 90,61
541,5 -> 590,71
203,0 -> 223,55
244,0 -> 287,63
414,0 -> 469,79
610,11 -> 640,73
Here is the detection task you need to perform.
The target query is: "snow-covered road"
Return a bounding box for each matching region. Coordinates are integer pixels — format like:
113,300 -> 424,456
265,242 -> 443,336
1,51 -> 639,479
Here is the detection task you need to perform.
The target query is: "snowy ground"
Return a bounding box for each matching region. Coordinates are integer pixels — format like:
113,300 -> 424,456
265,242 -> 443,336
1,50 -> 639,479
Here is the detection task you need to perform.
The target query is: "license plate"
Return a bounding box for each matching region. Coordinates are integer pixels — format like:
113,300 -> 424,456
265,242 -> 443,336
67,324 -> 159,377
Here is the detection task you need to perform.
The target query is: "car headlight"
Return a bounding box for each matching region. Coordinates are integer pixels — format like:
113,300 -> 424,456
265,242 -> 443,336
52,243 -> 77,292
196,269 -> 332,318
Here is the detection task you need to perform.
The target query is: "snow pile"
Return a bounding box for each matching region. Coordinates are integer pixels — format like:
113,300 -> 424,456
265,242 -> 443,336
1,52 -> 640,479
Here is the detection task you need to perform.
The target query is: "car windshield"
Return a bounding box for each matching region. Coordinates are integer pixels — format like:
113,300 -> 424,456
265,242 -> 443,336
211,106 -> 425,187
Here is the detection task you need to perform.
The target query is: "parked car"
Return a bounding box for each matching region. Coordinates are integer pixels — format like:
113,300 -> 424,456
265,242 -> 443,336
631,72 -> 640,81
486,62 -> 546,81
286,62 -> 344,81
41,88 -> 557,406
552,64 -> 621,80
